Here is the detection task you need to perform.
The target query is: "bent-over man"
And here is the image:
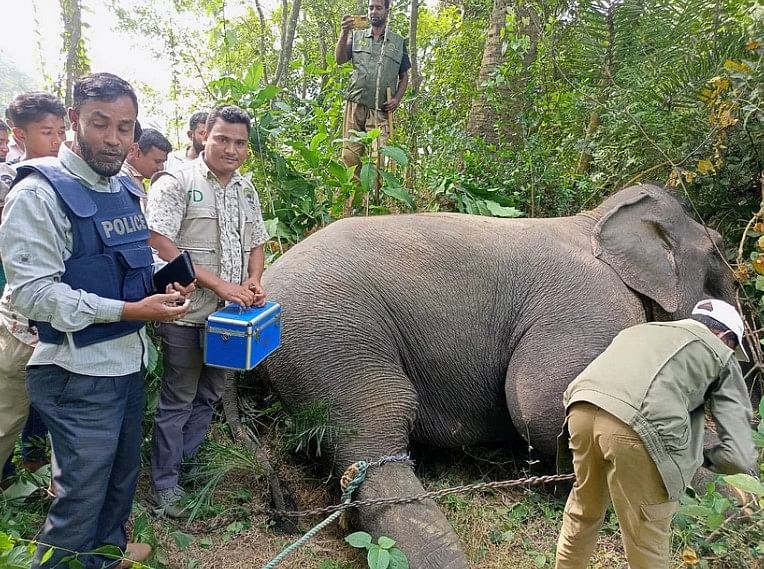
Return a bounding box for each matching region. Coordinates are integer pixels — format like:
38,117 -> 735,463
555,299 -> 756,569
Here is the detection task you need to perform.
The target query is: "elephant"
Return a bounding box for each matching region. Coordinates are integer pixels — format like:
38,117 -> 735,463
259,184 -> 737,568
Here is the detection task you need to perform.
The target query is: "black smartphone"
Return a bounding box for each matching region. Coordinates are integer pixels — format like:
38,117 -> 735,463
153,251 -> 196,293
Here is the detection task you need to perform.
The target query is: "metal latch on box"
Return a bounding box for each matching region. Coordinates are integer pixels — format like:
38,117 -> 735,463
208,314 -> 281,343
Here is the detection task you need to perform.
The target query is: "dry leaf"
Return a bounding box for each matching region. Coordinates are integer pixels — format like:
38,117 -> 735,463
682,547 -> 700,565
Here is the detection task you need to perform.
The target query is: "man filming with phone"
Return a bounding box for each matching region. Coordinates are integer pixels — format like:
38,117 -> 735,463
335,0 -> 410,175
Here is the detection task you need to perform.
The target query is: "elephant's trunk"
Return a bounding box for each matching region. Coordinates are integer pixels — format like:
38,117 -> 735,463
352,462 -> 469,569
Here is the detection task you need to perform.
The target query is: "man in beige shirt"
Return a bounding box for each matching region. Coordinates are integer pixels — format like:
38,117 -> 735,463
165,110 -> 207,173
146,104 -> 269,517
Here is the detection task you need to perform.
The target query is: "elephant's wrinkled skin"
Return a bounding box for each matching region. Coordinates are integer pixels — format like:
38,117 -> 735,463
260,185 -> 735,568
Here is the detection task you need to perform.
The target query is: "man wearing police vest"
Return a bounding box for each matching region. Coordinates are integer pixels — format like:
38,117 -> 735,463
146,104 -> 269,517
0,73 -> 191,568
335,0 -> 410,174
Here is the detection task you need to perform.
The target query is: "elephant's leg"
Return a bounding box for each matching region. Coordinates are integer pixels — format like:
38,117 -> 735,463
504,331 -> 618,460
320,361 -> 469,569
352,461 -> 469,569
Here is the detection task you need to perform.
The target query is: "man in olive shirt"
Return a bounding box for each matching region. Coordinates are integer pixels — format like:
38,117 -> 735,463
555,299 -> 756,569
335,0 -> 410,173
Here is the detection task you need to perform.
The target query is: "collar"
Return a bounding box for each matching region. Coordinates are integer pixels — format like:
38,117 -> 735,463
59,143 -> 106,189
122,160 -> 144,180
363,27 -> 389,41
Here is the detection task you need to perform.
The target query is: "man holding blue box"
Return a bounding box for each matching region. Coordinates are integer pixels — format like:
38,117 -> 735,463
146,104 -> 269,517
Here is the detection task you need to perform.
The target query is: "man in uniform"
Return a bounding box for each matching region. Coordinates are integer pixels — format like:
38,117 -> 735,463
121,128 -> 172,210
0,72 -> 191,568
0,91 -> 67,485
335,0 -> 410,174
555,299 -> 757,569
147,104 -> 269,517
165,110 -> 207,173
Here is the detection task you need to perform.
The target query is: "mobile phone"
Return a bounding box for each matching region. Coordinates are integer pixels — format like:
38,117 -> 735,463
153,251 -> 196,293
351,15 -> 369,29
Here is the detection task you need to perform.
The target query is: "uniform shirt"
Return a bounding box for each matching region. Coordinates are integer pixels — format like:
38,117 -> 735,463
5,140 -> 24,164
0,162 -> 36,346
165,147 -> 194,173
0,144 -> 151,376
147,155 -> 268,287
346,28 -> 410,110
560,319 -> 756,500
120,160 -> 148,211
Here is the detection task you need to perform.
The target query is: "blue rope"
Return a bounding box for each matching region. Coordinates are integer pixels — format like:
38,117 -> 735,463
260,461 -> 369,569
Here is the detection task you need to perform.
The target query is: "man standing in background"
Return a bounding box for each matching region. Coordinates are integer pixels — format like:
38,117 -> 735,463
335,0 -> 410,174
121,127 -> 173,209
0,120 -> 10,162
165,110 -> 207,172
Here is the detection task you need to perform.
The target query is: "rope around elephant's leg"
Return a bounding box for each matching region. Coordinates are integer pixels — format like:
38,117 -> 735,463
260,461 -> 370,569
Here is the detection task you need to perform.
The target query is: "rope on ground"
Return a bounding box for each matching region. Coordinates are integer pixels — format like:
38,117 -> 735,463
261,472 -> 576,519
260,460 -> 370,569
259,452 -> 575,568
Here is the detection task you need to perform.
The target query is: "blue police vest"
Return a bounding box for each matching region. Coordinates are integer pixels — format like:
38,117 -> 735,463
12,159 -> 154,347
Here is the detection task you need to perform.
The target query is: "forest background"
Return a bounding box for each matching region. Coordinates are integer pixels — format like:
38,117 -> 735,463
1,0 -> 763,568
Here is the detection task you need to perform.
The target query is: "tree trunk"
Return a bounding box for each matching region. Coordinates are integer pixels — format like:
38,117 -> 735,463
59,0 -> 90,107
467,0 -> 540,146
409,0 -> 421,94
405,0 -> 421,189
274,0 -> 302,88
466,0 -> 511,145
254,0 -> 270,83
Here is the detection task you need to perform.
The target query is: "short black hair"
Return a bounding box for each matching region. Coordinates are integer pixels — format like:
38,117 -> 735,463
133,119 -> 143,143
0,120 -> 8,132
138,128 -> 172,154
206,105 -> 251,135
7,92 -> 66,129
692,314 -> 734,341
72,72 -> 138,113
189,111 -> 208,131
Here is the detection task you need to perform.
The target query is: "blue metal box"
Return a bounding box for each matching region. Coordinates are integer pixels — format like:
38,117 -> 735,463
204,302 -> 282,370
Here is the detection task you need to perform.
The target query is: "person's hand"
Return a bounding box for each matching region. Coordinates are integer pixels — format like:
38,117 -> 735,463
382,97 -> 400,113
165,280 -> 195,300
214,281 -> 256,307
123,292 -> 189,322
243,278 -> 267,307
341,14 -> 354,33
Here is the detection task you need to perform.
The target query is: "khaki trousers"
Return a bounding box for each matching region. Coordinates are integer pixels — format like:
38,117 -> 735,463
0,324 -> 35,468
341,100 -> 389,171
555,403 -> 678,569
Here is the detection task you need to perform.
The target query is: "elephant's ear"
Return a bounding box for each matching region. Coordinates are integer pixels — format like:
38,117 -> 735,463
592,188 -> 680,313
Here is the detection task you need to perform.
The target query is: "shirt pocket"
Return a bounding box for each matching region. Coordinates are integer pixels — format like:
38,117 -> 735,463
384,45 -> 403,66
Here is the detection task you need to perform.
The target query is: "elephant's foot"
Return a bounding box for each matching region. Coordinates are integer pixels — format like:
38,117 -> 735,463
351,462 -> 469,569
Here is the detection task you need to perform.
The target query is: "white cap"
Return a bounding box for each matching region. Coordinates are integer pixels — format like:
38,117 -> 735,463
691,299 -> 748,362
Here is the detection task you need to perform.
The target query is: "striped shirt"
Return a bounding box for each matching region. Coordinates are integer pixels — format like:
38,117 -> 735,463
0,144 -> 150,376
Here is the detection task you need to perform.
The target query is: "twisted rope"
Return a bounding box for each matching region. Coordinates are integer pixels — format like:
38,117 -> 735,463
260,460 -> 370,569
261,472 -> 575,519
259,452 -> 575,568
